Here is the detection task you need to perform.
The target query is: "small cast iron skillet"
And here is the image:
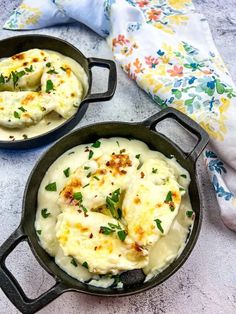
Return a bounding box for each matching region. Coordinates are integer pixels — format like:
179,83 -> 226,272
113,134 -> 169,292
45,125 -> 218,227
0,108 -> 209,314
0,34 -> 117,149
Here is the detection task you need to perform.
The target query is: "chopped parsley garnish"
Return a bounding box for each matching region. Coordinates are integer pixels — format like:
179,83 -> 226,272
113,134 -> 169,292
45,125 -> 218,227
117,208 -> 122,219
105,189 -> 121,219
41,208 -> 51,218
82,261 -> 89,269
0,74 -> 5,84
154,218 -> 164,233
46,79 -> 54,93
83,183 -> 90,188
60,66 -> 66,71
165,191 -> 173,202
73,192 -> 83,202
112,275 -> 120,285
45,182 -> 57,191
18,106 -> 26,112
93,176 -> 99,181
100,226 -> 115,235
135,154 -> 140,159
108,222 -> 121,230
88,150 -> 94,160
46,62 -> 51,68
186,210 -> 194,218
71,258 -> 78,267
47,69 -> 58,74
92,140 -> 101,148
179,187 -> 185,192
25,65 -> 33,72
116,141 -> 120,147
36,230 -> 42,235
117,230 -> 127,241
84,166 -> 90,170
14,111 -> 20,119
81,205 -> 88,213
181,174 -> 187,178
68,151 -> 75,155
12,70 -> 25,87
86,172 -> 91,178
152,168 -> 158,174
63,167 -> 70,178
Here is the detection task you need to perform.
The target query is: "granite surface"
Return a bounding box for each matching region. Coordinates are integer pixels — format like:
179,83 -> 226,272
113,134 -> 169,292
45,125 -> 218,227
0,0 -> 236,313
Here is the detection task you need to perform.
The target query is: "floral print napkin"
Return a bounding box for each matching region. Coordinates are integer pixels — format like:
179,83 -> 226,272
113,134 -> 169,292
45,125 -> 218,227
3,0 -> 236,231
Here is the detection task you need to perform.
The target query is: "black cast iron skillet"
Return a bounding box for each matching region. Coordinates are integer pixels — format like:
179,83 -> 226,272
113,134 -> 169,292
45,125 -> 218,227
0,108 -> 209,314
0,34 -> 117,149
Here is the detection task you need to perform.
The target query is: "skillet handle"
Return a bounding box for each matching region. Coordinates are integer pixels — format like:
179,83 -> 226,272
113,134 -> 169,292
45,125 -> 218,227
142,108 -> 209,163
84,57 -> 117,102
0,226 -> 65,314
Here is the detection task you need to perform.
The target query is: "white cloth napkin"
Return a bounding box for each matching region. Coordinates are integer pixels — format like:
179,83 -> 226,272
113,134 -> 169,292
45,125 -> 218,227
3,0 -> 236,231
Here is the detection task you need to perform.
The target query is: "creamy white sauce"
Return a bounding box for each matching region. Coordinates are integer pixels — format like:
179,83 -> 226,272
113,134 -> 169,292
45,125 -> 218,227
0,50 -> 88,141
35,138 -> 194,288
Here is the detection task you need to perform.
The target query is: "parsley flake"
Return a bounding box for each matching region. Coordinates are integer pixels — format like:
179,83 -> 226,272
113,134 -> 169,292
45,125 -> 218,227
36,230 -> 42,235
25,65 -> 33,72
14,111 -> 20,119
135,154 -> 140,159
0,74 -> 5,84
18,106 -> 26,112
88,150 -> 94,160
165,191 -> 173,202
92,140 -> 101,148
73,192 -> 83,202
71,258 -> 78,267
45,182 -> 57,191
47,69 -> 58,74
63,167 -> 70,178
41,208 -> 51,218
46,62 -> 51,68
181,174 -> 187,178
83,183 -> 90,188
186,211 -> 194,218
82,261 -> 89,269
152,168 -> 158,174
118,230 -> 127,241
100,226 -> 115,235
46,79 -> 54,93
93,176 -> 100,181
154,218 -> 164,233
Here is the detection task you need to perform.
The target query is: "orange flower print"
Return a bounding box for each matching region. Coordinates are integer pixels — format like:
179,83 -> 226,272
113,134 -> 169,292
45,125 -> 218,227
124,63 -> 137,81
147,9 -> 161,22
133,58 -> 145,74
137,0 -> 149,7
112,35 -> 130,48
167,65 -> 184,77
145,56 -> 159,68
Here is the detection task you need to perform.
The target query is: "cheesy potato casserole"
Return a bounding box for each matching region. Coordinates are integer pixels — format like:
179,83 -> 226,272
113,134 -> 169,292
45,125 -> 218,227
35,138 -> 195,288
0,49 -> 88,140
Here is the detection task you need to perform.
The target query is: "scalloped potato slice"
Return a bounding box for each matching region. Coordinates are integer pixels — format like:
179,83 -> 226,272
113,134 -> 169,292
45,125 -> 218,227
58,152 -> 139,211
41,63 -> 83,118
56,209 -> 148,275
0,49 -> 46,91
122,176 -> 181,247
0,91 -> 55,128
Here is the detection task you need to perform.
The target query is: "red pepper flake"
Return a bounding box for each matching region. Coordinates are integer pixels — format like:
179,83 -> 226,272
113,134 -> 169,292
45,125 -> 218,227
121,170 -> 127,174
140,171 -> 145,178
89,233 -> 93,239
106,161 -> 110,166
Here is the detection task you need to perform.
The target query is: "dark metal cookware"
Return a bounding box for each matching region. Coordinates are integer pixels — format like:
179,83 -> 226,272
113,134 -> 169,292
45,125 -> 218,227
0,35 -> 117,149
0,108 -> 209,313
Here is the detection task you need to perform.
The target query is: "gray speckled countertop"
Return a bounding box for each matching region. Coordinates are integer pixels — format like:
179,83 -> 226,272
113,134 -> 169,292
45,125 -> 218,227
0,0 -> 236,313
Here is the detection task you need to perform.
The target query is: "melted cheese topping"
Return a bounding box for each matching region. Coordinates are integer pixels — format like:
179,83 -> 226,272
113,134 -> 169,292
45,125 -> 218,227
0,49 -> 88,140
35,138 -> 194,288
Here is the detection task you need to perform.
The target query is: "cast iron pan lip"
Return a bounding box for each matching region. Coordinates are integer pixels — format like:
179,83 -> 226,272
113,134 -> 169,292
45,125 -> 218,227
20,117 -> 203,296
0,34 -> 116,149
